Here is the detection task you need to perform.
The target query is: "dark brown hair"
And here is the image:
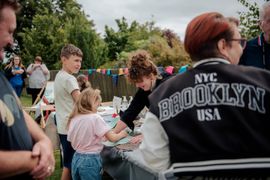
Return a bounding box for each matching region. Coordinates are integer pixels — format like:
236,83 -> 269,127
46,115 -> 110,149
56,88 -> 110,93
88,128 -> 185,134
127,50 -> 158,83
184,12 -> 237,61
60,44 -> 83,59
77,74 -> 91,92
35,56 -> 42,62
5,55 -> 24,69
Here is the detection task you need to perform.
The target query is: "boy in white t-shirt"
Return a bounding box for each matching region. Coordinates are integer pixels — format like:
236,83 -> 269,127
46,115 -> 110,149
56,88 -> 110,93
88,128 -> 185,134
54,44 -> 83,180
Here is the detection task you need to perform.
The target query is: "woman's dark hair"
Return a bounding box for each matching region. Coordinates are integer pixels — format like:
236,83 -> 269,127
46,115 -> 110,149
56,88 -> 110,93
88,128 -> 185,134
127,50 -> 158,83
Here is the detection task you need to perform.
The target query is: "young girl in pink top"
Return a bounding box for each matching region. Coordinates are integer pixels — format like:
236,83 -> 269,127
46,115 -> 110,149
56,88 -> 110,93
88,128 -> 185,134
67,87 -> 127,180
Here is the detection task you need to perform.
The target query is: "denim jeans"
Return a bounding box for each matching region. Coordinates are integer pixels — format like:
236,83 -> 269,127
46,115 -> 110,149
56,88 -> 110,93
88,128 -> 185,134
72,152 -> 102,180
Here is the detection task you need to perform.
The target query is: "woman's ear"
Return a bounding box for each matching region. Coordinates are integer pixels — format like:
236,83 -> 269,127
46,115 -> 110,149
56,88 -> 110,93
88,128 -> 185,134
259,20 -> 263,31
217,38 -> 229,57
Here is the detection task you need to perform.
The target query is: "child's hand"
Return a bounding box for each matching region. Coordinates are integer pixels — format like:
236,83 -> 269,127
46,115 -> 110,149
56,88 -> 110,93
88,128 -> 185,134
102,136 -> 107,142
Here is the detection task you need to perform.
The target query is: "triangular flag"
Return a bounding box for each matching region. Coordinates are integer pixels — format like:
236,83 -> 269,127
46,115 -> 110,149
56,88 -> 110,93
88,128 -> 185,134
165,66 -> 174,75
88,69 -> 93,75
124,68 -> 129,75
107,69 -> 111,76
96,69 -> 101,73
119,68 -> 124,75
102,69 -> 106,74
112,74 -> 119,85
157,66 -> 165,74
178,65 -> 189,74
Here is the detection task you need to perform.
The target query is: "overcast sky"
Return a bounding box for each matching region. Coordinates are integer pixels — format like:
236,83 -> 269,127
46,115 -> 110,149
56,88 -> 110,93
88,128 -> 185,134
76,0 -> 265,39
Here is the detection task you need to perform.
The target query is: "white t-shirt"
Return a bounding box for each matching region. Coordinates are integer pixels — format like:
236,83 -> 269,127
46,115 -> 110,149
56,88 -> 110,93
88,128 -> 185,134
54,70 -> 79,134
67,113 -> 110,154
26,63 -> 49,88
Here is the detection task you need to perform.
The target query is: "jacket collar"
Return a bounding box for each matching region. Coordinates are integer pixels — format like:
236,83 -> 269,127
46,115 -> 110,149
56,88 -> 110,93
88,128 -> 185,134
193,58 -> 230,68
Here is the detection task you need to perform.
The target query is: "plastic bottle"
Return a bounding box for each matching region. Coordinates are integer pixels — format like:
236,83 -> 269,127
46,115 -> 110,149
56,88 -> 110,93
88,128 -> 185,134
121,96 -> 128,111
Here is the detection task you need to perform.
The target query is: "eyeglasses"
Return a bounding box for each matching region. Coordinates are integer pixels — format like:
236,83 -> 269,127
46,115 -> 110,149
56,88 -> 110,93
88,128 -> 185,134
228,38 -> 247,49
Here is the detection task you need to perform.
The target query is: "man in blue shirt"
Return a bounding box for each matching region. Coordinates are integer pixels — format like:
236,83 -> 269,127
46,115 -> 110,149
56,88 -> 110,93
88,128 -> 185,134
239,1 -> 270,70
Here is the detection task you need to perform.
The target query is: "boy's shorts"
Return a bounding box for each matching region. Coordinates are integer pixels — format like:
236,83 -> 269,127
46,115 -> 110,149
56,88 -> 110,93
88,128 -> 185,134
59,134 -> 75,169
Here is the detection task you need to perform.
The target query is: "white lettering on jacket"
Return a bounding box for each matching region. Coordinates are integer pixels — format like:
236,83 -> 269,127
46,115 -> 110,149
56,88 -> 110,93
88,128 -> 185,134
159,73 -> 266,122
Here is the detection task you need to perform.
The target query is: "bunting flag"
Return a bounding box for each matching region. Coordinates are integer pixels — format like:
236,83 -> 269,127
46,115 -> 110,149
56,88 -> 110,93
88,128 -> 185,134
96,68 -> 101,73
178,65 -> 189,74
157,66 -> 165,74
87,65 -> 190,77
88,69 -> 93,75
165,66 -> 174,75
106,69 -> 111,76
112,74 -> 119,85
118,68 -> 124,75
124,68 -> 129,75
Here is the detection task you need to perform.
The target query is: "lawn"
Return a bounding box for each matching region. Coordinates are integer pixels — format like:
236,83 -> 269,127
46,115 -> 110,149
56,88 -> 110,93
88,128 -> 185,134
21,93 -> 62,180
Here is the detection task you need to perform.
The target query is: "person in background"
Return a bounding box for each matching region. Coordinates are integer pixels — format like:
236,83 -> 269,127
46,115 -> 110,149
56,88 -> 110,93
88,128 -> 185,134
67,87 -> 127,180
54,44 -> 83,180
113,50 -> 171,143
140,12 -> 270,177
76,74 -> 91,92
0,0 -> 55,179
4,55 -> 27,97
26,56 -> 49,104
239,1 -> 270,70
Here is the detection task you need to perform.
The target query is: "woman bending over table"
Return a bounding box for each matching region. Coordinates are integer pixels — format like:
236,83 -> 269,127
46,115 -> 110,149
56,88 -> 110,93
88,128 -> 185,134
113,50 -> 172,143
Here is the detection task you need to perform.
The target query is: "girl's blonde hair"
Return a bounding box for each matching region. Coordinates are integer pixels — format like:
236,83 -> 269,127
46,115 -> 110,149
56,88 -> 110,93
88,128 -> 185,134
67,87 -> 102,128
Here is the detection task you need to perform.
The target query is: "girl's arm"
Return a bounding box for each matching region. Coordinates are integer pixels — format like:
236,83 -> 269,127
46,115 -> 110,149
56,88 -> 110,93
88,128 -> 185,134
105,130 -> 128,142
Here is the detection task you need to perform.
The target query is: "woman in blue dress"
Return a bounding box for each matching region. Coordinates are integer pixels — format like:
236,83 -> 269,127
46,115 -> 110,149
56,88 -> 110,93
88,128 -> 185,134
4,55 -> 27,97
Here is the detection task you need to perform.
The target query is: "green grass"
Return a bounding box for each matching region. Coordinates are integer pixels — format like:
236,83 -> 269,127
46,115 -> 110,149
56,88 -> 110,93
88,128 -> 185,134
21,92 -> 62,180
20,94 -> 32,107
48,150 -> 62,180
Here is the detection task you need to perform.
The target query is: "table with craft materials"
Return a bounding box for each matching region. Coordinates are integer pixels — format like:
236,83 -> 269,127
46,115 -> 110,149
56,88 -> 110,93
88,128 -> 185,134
98,104 -> 159,180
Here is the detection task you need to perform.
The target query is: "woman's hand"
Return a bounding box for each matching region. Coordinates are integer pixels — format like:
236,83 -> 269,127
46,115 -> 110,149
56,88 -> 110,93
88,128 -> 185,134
129,134 -> 143,144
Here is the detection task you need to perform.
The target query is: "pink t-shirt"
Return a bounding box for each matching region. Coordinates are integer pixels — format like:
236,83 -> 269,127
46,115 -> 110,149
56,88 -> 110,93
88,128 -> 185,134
67,113 -> 110,154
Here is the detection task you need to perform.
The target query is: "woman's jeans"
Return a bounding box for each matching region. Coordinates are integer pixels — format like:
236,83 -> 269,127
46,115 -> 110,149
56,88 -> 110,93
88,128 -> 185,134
72,152 -> 102,180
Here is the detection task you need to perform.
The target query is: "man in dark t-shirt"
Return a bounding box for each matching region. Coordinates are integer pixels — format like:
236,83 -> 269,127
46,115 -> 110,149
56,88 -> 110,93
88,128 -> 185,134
0,1 -> 55,179
0,73 -> 34,179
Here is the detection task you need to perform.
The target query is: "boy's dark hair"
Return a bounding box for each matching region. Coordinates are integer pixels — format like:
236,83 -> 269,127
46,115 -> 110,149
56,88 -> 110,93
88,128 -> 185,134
60,44 -> 83,59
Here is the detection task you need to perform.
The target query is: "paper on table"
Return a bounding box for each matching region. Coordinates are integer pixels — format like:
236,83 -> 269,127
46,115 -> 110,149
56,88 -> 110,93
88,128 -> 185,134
107,116 -> 119,129
97,106 -> 115,116
113,96 -> 122,113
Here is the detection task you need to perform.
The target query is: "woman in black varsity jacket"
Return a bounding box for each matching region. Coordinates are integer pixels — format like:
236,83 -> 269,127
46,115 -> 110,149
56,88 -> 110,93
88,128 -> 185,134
140,12 -> 270,178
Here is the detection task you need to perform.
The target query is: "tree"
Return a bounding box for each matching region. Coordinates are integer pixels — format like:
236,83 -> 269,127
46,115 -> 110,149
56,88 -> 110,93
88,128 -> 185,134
18,0 -> 108,69
102,19 -> 191,69
16,0 -> 54,43
145,30 -> 191,69
18,11 -> 65,69
238,0 -> 269,39
104,17 -> 161,60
